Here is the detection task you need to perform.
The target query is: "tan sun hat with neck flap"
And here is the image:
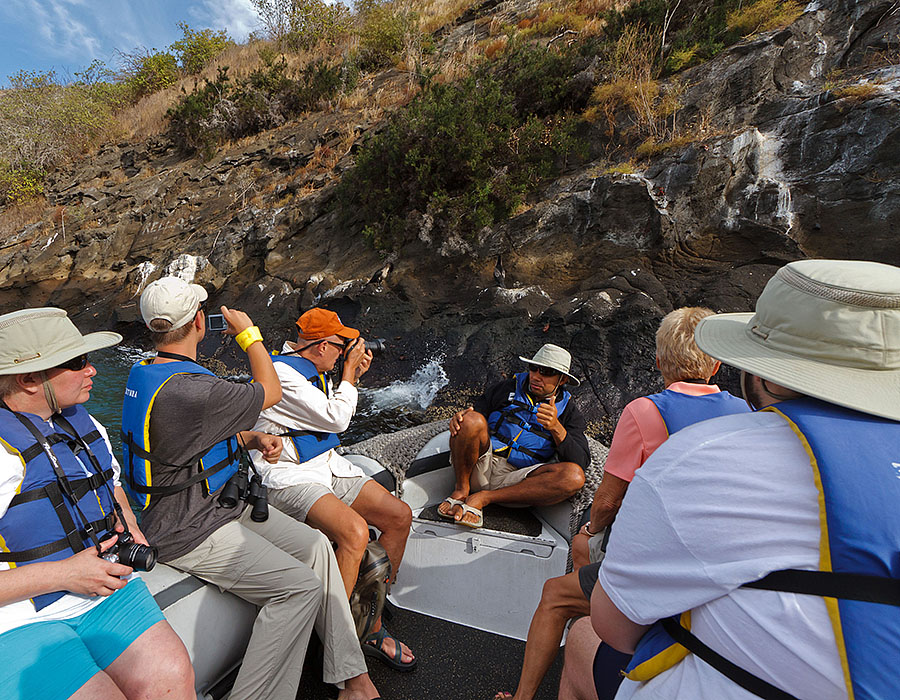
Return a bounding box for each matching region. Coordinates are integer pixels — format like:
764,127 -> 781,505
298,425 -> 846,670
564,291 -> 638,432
694,259 -> 900,422
0,307 -> 122,375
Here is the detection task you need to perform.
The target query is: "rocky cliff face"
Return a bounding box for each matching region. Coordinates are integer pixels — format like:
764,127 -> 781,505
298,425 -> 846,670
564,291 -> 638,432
1,0 -> 897,440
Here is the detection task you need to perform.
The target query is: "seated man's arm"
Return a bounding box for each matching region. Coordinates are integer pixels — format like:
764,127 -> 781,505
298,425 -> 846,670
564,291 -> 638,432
591,582 -> 650,653
588,473 -> 628,532
264,362 -> 358,433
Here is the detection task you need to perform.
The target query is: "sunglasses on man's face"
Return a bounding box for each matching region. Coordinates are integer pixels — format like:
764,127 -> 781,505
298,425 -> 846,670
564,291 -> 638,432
54,354 -> 88,372
530,365 -> 560,378
323,340 -> 348,352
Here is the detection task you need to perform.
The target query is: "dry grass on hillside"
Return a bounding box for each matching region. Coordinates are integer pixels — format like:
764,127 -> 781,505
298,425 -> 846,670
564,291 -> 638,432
0,198 -> 47,241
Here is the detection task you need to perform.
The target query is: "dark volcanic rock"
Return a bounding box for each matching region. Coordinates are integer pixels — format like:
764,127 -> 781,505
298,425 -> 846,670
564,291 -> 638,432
0,0 -> 898,441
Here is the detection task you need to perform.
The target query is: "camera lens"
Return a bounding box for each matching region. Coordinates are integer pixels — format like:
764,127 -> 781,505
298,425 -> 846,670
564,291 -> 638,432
118,542 -> 158,571
363,339 -> 386,354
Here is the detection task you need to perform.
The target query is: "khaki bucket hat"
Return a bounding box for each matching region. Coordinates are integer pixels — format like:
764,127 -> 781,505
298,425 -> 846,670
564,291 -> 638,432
694,259 -> 900,421
0,308 -> 122,375
519,343 -> 581,386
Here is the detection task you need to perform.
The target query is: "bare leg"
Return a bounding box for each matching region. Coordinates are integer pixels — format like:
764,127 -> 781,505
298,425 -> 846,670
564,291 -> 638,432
306,493 -> 371,596
348,480 -> 415,665
508,572 -> 591,700
440,411 -> 490,518
349,480 -> 412,578
457,462 -> 585,526
71,671 -> 127,700
103,620 -> 195,700
559,617 -> 600,700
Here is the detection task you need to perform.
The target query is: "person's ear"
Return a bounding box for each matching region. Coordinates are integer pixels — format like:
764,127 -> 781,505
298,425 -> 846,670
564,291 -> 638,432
17,372 -> 41,395
194,309 -> 204,331
655,357 -> 660,370
708,361 -> 721,381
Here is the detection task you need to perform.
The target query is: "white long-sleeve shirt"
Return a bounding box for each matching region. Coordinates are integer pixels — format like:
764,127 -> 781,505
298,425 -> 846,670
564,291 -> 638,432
251,341 -> 365,488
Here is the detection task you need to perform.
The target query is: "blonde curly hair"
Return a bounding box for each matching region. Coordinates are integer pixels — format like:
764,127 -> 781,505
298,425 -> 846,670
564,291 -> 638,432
655,307 -> 720,382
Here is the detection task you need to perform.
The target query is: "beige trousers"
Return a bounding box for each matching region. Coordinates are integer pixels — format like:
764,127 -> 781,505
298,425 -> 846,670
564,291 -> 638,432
167,506 -> 366,700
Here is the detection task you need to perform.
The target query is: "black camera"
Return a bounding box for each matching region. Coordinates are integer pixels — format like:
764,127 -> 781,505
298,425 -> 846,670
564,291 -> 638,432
102,531 -> 158,571
218,467 -> 268,522
363,339 -> 386,354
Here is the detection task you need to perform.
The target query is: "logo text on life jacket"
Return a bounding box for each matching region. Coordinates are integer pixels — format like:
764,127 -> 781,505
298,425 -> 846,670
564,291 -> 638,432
125,388 -> 138,398
892,463 -> 900,480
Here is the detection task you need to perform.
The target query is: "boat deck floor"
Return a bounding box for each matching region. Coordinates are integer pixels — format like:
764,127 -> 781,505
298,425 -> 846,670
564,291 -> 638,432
296,604 -> 563,700
417,503 -> 544,537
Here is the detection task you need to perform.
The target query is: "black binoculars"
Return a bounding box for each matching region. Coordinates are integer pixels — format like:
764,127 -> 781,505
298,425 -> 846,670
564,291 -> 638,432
219,468 -> 269,522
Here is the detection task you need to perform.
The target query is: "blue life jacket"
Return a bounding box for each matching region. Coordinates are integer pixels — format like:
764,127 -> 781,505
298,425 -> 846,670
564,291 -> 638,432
0,405 -> 117,611
487,372 -> 570,469
121,359 -> 241,510
625,399 -> 900,700
271,353 -> 341,462
647,388 -> 749,435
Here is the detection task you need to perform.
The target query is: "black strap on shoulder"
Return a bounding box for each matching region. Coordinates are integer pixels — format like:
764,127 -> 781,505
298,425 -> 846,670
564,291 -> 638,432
660,617 -> 798,700
744,568 -> 900,606
10,412 -> 105,552
18,430 -> 102,463
122,435 -> 234,496
9,468 -> 114,507
0,511 -> 116,563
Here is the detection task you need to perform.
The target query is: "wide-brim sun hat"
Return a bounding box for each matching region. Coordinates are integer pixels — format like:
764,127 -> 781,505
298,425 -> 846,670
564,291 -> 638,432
519,343 -> 581,386
141,276 -> 209,330
695,259 -> 900,422
0,308 -> 121,375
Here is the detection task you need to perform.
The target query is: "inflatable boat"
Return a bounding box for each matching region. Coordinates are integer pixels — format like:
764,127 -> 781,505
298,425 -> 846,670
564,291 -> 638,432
141,420 -> 607,698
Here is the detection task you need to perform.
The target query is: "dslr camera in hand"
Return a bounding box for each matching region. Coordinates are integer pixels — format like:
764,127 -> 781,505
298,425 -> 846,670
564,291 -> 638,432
101,531 -> 158,571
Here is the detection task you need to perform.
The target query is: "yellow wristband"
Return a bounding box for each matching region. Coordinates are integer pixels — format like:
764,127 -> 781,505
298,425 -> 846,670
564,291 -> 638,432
235,326 -> 263,352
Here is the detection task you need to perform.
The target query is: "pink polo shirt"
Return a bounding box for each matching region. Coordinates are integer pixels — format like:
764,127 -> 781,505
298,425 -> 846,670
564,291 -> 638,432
603,382 -> 727,483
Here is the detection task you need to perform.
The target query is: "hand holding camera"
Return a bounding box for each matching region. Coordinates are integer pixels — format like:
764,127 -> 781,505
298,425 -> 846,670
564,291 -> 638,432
342,337 -> 375,385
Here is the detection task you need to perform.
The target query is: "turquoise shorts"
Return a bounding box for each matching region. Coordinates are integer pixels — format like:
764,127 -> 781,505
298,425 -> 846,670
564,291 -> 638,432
0,578 -> 165,700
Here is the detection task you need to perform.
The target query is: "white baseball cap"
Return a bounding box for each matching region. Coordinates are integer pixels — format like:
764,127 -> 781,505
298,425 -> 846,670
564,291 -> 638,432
140,277 -> 209,330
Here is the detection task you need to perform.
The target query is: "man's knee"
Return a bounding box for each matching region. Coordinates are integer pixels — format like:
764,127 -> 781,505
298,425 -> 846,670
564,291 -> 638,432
335,511 -> 371,556
384,498 -> 413,534
556,462 -> 586,496
451,411 -> 489,444
541,572 -> 587,616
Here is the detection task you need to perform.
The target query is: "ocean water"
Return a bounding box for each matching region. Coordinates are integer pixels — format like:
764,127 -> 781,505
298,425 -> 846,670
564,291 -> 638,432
86,347 -> 449,461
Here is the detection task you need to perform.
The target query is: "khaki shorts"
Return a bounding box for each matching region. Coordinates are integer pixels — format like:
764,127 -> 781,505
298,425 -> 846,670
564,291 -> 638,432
267,474 -> 371,522
469,447 -> 543,493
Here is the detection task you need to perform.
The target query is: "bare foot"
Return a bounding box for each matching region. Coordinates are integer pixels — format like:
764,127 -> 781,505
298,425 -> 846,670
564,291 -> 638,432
337,672 -> 379,700
437,490 -> 468,519
368,619 -> 415,664
457,492 -> 489,525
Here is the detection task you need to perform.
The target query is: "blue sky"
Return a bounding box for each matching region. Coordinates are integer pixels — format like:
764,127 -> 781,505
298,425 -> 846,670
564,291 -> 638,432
0,0 -> 262,85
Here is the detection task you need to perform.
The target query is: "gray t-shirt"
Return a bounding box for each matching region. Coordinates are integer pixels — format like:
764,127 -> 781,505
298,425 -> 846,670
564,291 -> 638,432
140,372 -> 265,561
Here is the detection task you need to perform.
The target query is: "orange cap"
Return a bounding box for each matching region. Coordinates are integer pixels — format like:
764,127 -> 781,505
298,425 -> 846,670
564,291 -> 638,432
296,308 -> 360,341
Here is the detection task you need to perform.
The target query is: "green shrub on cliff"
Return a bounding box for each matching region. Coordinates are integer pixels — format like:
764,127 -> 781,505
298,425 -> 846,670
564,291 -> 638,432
0,66 -> 124,205
170,22 -> 233,75
167,60 -> 355,158
356,0 -> 422,70
341,43 -> 587,250
119,49 -> 180,98
601,0 -> 804,76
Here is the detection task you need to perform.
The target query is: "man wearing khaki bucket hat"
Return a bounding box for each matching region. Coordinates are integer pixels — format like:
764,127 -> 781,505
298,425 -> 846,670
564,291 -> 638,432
0,308 -> 194,699
438,343 -> 589,528
585,260 -> 900,700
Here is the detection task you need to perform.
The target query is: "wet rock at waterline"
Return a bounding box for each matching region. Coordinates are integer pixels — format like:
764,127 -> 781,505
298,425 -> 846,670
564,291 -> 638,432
1,0 -> 898,443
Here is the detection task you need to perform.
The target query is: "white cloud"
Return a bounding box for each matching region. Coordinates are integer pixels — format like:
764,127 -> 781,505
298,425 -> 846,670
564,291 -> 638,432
193,0 -> 261,40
